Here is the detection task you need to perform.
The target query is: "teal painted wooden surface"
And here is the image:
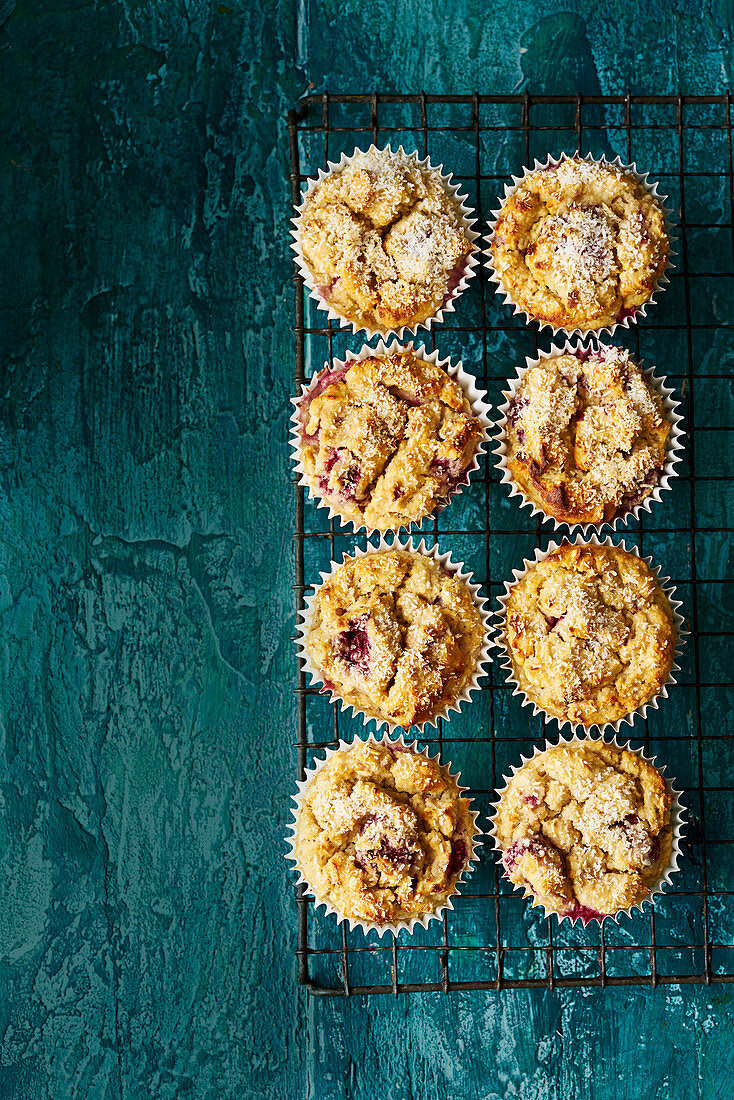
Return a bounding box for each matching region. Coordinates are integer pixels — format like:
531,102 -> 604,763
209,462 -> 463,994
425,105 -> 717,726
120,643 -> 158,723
0,1 -> 733,1098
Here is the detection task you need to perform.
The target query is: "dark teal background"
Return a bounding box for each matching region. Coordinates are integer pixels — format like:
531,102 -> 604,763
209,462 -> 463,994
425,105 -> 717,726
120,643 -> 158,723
1,2 -> 733,1098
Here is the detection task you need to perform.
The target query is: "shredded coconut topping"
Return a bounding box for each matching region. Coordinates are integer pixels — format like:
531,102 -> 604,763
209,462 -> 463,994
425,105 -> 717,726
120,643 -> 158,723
546,205 -> 616,303
495,741 -> 673,919
506,345 -> 671,524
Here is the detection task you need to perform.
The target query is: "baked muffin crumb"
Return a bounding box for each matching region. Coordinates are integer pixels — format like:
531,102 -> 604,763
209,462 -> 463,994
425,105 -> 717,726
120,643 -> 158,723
502,542 -> 677,727
298,348 -> 484,530
494,740 -> 674,919
490,156 -> 669,332
305,549 -> 486,727
294,738 -> 475,925
297,147 -> 475,333
503,345 -> 672,525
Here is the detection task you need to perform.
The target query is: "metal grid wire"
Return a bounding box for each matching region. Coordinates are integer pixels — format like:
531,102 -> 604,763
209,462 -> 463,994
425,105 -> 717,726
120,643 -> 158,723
287,93 -> 734,994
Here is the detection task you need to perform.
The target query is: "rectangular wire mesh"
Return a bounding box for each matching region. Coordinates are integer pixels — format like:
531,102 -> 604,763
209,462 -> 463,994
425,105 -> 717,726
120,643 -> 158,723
288,93 -> 734,993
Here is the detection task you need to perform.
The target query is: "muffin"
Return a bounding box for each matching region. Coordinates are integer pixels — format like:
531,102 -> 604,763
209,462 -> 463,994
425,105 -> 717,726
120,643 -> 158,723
500,542 -> 677,727
295,146 -> 476,334
501,344 -> 674,526
291,737 -> 477,927
296,346 -> 486,531
489,155 -> 670,332
492,739 -> 675,921
303,548 -> 488,728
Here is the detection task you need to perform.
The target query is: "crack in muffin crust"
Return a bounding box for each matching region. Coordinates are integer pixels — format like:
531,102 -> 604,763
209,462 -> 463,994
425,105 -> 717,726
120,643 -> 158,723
490,156 -> 669,331
504,345 -> 671,525
494,741 -> 673,919
298,349 -> 484,530
298,148 -> 475,333
502,542 -> 677,726
294,738 -> 475,925
305,549 -> 486,728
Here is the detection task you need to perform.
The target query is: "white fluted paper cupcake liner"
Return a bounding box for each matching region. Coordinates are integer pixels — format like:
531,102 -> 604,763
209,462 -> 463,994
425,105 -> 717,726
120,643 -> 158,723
290,338 -> 493,535
494,534 -> 687,735
487,731 -> 686,926
296,535 -> 492,734
285,732 -> 482,938
493,338 -> 685,534
291,144 -> 480,340
484,152 -> 677,339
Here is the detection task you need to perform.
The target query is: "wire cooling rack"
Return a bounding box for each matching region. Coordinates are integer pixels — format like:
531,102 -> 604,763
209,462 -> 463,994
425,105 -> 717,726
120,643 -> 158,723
287,93 -> 734,994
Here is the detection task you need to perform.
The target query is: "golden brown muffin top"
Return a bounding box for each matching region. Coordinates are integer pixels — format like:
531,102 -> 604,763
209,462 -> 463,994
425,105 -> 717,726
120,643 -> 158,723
294,738 -> 475,924
490,156 -> 669,332
298,148 -> 474,333
502,542 -> 677,727
298,350 -> 483,531
494,740 -> 673,920
305,549 -> 486,728
504,346 -> 671,525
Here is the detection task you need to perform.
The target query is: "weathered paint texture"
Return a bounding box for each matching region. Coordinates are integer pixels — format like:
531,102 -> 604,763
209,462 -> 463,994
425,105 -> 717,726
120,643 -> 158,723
0,1 -> 732,1098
